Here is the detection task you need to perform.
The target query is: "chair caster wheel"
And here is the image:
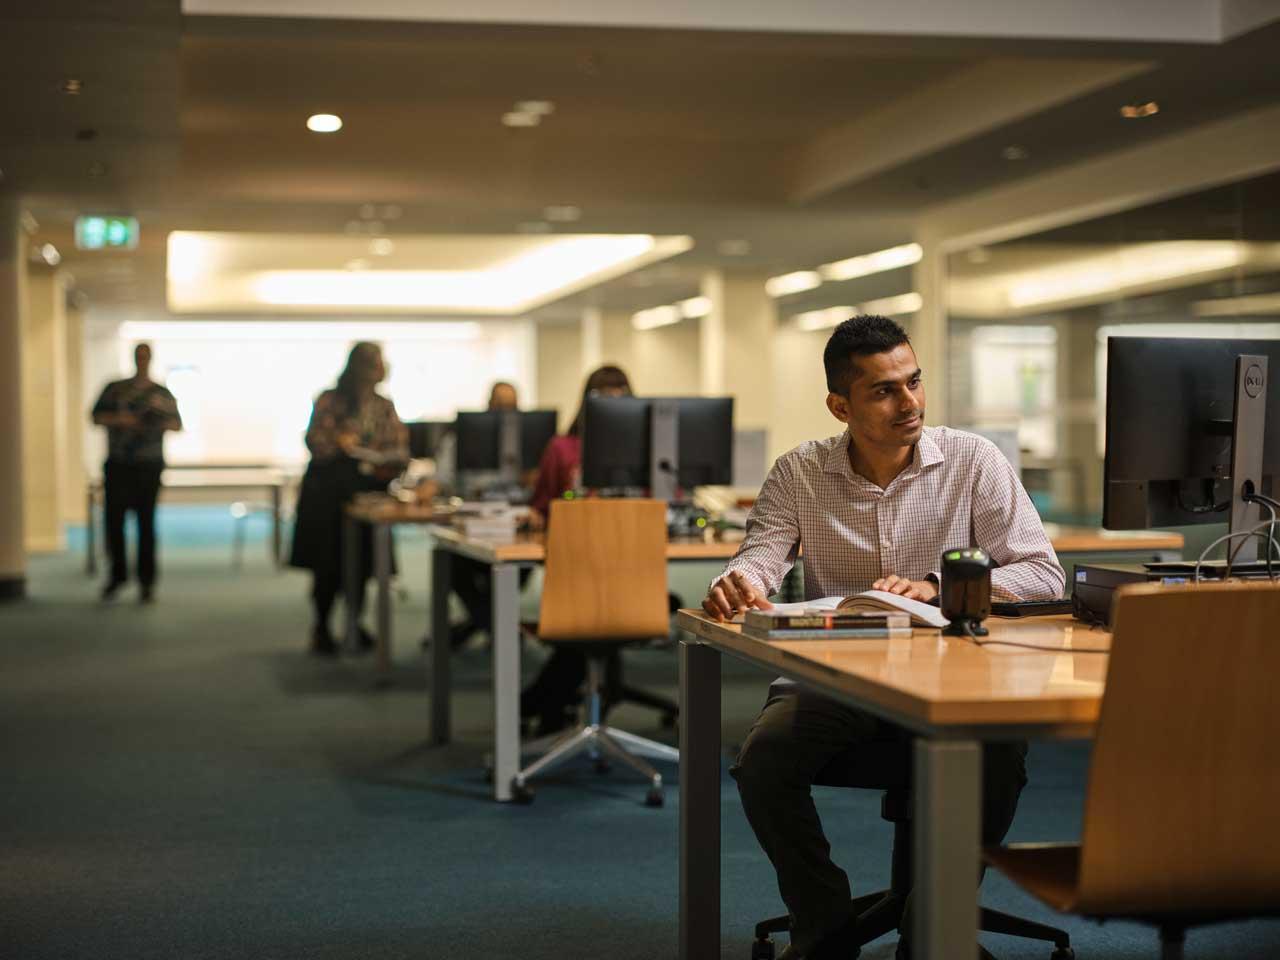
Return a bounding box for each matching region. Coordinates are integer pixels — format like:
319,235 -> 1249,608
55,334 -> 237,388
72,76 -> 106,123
1050,949 -> 1074,960
510,779 -> 534,804
645,787 -> 664,808
594,757 -> 612,775
750,937 -> 775,960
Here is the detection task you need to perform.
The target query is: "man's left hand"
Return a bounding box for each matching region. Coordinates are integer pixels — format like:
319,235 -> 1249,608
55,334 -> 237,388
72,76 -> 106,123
871,574 -> 938,602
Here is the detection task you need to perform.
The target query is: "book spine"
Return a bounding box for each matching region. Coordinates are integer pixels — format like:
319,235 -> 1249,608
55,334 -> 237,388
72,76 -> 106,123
743,614 -> 895,629
744,627 -> 912,640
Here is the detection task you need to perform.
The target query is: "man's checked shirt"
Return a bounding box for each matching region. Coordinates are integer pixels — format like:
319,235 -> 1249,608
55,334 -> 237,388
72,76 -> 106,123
720,426 -> 1065,602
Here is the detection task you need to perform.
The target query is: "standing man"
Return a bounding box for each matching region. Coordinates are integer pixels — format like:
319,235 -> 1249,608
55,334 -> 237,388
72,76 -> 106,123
703,315 -> 1063,960
91,343 -> 182,603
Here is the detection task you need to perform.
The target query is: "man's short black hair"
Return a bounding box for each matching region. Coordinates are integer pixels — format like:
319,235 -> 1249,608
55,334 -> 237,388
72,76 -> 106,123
823,314 -> 911,395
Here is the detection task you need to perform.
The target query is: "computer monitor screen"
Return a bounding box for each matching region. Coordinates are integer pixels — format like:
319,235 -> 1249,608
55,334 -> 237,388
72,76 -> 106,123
406,421 -> 451,460
454,410 -> 558,472
580,396 -> 650,488
674,397 -> 734,487
580,395 -> 734,491
1104,336 -> 1278,529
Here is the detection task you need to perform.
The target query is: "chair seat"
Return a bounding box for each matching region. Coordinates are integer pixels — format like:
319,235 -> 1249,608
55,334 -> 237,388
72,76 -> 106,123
985,843 -> 1081,913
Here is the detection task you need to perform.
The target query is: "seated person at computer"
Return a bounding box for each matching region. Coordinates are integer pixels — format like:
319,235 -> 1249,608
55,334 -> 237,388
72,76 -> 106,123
520,364 -> 633,735
702,315 -> 1064,960
438,380 -> 529,649
290,342 -> 408,657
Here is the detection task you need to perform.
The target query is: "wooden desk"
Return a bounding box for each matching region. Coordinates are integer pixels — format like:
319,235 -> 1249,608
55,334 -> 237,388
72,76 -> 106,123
674,610 -> 1110,960
86,465 -> 293,575
427,527 -> 740,801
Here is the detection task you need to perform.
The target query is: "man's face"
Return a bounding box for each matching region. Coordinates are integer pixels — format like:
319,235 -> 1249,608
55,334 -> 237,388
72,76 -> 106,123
489,384 -> 518,411
826,343 -> 925,452
134,344 -> 151,378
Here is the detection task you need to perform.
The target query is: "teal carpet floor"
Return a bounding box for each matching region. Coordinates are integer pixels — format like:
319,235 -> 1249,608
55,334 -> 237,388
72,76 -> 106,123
3,516 -> 1278,959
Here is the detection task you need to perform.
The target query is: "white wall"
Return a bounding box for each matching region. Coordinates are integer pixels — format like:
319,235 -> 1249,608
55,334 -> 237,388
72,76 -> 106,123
81,309 -> 536,468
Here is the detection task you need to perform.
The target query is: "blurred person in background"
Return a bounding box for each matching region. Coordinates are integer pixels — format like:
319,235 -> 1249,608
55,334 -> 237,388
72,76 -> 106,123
289,342 -> 408,656
521,364 -> 633,734
439,380 -> 529,650
91,343 -> 183,604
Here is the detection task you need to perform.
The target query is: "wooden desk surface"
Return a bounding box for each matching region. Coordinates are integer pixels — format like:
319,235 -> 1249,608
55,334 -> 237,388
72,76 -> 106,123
346,498 -> 456,525
1042,523 -> 1182,553
677,610 -> 1110,736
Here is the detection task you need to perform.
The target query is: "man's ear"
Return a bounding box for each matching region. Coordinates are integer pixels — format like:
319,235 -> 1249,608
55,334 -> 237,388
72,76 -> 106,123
826,392 -> 851,424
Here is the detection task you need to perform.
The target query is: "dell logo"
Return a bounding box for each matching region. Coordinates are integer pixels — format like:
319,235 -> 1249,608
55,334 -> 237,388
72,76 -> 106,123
1244,364 -> 1265,398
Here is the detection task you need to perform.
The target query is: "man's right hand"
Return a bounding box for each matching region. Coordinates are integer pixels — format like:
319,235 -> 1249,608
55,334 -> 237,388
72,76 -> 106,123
702,571 -> 773,622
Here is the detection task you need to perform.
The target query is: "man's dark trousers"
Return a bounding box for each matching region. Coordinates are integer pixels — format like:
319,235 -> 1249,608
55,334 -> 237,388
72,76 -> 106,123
731,682 -> 1027,956
103,461 -> 163,587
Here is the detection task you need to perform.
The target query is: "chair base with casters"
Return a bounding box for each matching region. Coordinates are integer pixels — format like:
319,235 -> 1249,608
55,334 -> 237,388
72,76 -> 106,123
750,786 -> 1073,960
510,649 -> 678,806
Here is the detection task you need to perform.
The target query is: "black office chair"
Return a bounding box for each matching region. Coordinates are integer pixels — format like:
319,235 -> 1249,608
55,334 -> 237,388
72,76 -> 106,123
750,745 -> 1074,960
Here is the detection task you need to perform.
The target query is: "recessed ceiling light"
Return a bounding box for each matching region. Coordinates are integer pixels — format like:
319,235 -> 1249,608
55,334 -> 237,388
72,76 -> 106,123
358,203 -> 377,219
502,112 -> 539,128
515,100 -> 555,116
544,205 -> 581,223
306,113 -> 343,133
59,78 -> 83,95
1001,145 -> 1029,161
40,243 -> 62,266
369,238 -> 394,256
717,239 -> 752,257
1120,101 -> 1159,119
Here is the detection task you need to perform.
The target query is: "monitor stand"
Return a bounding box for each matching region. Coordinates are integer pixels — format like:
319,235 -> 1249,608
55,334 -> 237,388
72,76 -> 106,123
649,398 -> 679,503
497,411 -> 521,488
1229,354 -> 1269,562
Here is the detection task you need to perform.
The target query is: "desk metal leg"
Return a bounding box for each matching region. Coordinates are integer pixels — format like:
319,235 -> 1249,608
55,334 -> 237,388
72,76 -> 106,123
430,546 -> 452,744
491,563 -> 520,802
271,483 -> 282,568
86,484 -> 97,577
373,523 -> 392,682
913,739 -> 981,960
679,640 -> 721,960
344,514 -> 360,650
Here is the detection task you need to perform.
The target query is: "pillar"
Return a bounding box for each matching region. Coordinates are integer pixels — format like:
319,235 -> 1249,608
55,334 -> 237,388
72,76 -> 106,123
22,266 -> 69,552
1056,309 -> 1104,520
699,270 -> 775,432
911,241 -> 949,425
0,198 -> 27,599
63,299 -> 88,526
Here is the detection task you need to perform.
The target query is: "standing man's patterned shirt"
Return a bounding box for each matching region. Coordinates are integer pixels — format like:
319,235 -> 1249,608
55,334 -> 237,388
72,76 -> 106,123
92,379 -> 182,465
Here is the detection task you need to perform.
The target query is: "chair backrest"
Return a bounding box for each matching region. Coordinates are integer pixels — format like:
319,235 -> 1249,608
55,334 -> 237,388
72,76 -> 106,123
1076,581 -> 1280,915
536,498 -> 670,642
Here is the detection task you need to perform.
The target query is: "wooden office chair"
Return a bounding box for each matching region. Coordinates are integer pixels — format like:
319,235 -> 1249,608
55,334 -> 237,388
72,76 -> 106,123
511,499 -> 678,806
986,581 -> 1280,960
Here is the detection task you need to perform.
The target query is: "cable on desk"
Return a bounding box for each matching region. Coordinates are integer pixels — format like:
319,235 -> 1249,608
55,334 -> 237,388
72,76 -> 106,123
1194,519 -> 1280,584
959,619 -> 1109,655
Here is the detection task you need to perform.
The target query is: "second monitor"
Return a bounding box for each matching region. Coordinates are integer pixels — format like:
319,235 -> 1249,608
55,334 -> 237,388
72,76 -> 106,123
455,409 -> 558,488
581,395 -> 734,500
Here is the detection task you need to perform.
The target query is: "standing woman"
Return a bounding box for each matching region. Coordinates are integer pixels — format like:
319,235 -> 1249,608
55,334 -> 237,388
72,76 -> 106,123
290,342 -> 408,656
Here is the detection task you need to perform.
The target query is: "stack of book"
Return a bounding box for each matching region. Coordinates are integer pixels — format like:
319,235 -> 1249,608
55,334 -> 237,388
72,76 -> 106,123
742,608 -> 912,640
460,504 -> 519,540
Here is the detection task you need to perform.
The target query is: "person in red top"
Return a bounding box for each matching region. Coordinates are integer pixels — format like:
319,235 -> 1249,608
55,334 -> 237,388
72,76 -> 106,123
521,365 -> 632,733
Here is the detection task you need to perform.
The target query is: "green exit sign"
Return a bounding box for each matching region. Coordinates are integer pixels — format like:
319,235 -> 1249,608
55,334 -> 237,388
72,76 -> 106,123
75,215 -> 139,250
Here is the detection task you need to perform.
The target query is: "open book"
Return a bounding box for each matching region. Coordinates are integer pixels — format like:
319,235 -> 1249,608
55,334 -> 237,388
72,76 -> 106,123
733,590 -> 949,629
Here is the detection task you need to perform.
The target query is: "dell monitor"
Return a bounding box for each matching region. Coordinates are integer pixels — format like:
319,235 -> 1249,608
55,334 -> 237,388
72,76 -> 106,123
580,395 -> 734,499
455,410 -> 558,487
1104,336 -> 1276,560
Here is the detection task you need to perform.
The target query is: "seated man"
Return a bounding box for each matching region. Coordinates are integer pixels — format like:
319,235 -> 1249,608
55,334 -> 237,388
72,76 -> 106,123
703,315 -> 1064,960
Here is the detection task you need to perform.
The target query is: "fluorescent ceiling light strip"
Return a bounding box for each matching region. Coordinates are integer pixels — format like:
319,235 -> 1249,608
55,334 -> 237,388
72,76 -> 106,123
632,305 -> 682,330
1005,242 -> 1246,310
766,271 -> 822,298
819,243 -> 923,282
792,292 -> 922,332
678,296 -> 712,319
1192,292 -> 1280,317
118,320 -> 484,341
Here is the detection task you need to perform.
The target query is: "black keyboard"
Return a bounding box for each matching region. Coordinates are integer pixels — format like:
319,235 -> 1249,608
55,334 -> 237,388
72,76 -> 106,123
990,598 -> 1075,618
